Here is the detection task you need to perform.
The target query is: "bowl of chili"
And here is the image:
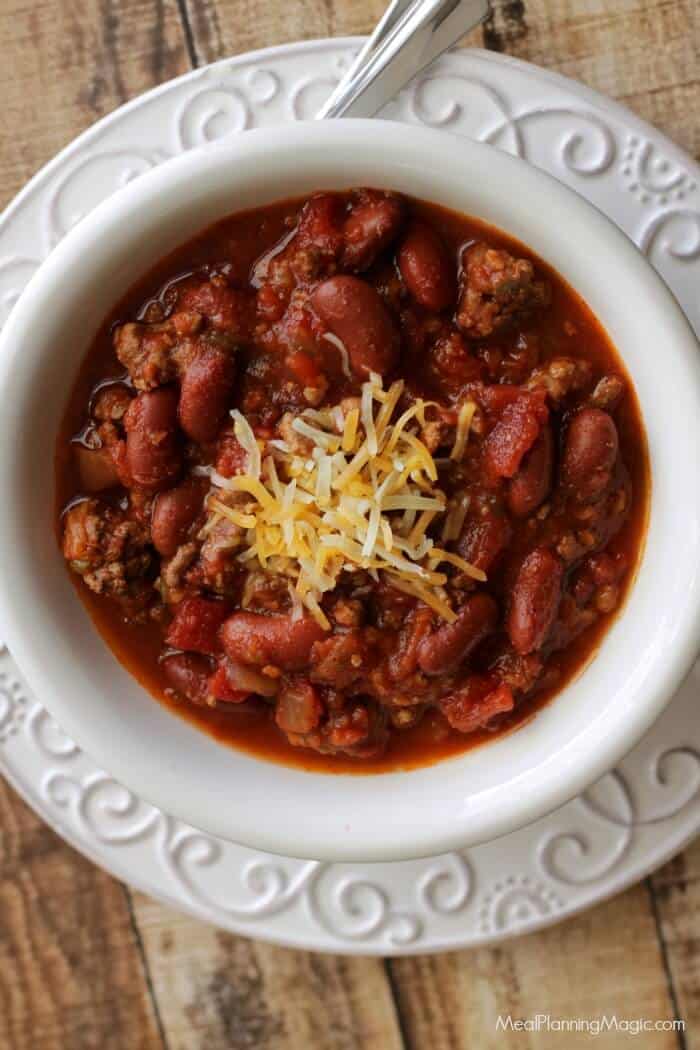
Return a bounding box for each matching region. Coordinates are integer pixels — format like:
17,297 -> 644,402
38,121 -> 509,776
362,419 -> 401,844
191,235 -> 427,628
0,120 -> 698,862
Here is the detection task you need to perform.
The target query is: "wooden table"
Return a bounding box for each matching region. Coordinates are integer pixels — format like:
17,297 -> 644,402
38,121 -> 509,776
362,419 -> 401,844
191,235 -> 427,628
1,2 -> 698,1047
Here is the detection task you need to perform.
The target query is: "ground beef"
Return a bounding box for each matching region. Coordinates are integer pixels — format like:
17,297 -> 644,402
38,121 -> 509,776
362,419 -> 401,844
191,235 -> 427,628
114,311 -> 202,389
457,242 -> 550,339
62,499 -> 153,600
527,356 -> 593,405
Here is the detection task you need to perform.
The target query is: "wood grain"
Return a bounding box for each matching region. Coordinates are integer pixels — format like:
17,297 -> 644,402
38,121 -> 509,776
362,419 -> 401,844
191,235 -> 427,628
130,892 -> 404,1050
484,0 -> 700,159
0,0 -> 698,1047
652,839 -> 700,1049
0,781 -> 164,1050
0,0 -> 188,210
181,0 -> 389,67
388,882 -> 681,1049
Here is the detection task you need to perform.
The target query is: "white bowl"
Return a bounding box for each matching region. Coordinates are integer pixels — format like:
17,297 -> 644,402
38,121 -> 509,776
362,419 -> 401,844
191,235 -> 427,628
0,120 -> 699,863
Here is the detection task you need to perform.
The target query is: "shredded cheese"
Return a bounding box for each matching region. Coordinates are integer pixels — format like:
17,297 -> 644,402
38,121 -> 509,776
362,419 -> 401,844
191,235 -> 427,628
204,376 -> 484,629
450,400 -> 477,461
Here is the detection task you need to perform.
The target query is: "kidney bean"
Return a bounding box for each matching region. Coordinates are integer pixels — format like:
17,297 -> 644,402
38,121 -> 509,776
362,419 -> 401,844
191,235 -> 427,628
162,652 -> 213,706
561,407 -> 619,502
124,388 -> 181,491
342,195 -> 404,272
389,606 -> 434,678
166,597 -> 231,656
178,341 -> 236,444
417,593 -> 498,675
457,511 -> 513,573
151,478 -> 206,557
311,276 -> 399,378
507,424 -> 553,517
397,221 -> 455,311
296,193 -> 345,256
507,547 -> 564,655
220,612 -> 327,671
75,446 -> 120,492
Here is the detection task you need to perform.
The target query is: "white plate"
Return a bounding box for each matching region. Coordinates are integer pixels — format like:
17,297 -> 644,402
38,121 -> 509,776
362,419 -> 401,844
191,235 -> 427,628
1,39 -> 699,955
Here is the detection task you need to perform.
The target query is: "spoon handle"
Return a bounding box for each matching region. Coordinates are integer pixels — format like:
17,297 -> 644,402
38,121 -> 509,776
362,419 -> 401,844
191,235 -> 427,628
316,0 -> 491,120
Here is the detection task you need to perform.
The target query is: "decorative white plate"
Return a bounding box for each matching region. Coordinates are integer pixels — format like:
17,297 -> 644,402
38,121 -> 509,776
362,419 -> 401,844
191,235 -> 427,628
1,40 -> 699,955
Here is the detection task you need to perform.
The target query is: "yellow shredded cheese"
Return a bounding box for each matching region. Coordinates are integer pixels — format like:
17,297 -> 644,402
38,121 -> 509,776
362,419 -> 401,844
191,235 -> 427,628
204,377 -> 484,629
450,400 -> 477,461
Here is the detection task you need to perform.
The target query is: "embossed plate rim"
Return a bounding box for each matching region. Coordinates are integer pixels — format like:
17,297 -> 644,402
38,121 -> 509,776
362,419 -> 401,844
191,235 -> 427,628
0,38 -> 698,954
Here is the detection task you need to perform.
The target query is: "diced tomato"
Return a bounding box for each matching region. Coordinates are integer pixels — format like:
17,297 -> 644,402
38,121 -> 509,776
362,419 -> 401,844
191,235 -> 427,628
328,705 -> 370,748
177,280 -> 254,336
285,349 -> 323,388
207,664 -> 251,704
483,388 -> 548,480
475,383 -> 522,415
440,675 -> 515,733
165,597 -> 231,656
215,432 -> 247,477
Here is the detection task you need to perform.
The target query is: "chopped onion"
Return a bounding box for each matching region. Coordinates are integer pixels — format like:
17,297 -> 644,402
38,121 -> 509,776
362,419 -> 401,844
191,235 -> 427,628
225,660 -> 279,698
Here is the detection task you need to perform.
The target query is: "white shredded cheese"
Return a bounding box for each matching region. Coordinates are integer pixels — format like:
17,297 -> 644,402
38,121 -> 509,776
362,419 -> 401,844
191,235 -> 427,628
230,409 -> 261,479
321,331 -> 352,380
203,375 -> 483,629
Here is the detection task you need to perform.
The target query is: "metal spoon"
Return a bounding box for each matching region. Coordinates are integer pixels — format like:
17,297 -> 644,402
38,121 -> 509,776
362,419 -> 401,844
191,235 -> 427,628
316,0 -> 491,120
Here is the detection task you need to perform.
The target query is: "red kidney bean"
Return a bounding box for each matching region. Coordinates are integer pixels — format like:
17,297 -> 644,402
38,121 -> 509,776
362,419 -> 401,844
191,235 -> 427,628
561,407 -> 619,502
507,547 -> 564,655
311,276 -> 399,378
296,193 -> 345,256
397,221 -> 455,311
389,606 -> 434,679
162,652 -> 213,706
151,478 -> 206,557
417,593 -> 498,675
124,388 -> 181,491
178,341 -> 236,444
220,612 -> 327,671
507,424 -> 554,517
457,511 -> 513,573
75,446 -> 120,492
342,195 -> 404,272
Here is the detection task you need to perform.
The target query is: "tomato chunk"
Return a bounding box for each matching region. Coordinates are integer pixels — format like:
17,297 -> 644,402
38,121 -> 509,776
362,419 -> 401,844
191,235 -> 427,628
207,664 -> 252,704
440,676 -> 515,733
483,388 -> 549,480
165,597 -> 231,656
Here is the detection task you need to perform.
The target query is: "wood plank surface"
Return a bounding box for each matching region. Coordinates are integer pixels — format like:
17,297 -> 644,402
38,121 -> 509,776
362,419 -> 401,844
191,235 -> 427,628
0,0 -> 189,210
0,781 -> 164,1050
652,838 -> 700,1048
388,882 -> 680,1049
0,0 -> 698,1048
131,892 -> 404,1050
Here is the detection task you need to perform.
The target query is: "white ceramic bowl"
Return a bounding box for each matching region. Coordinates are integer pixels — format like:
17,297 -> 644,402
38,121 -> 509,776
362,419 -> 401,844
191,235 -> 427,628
0,120 -> 699,863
